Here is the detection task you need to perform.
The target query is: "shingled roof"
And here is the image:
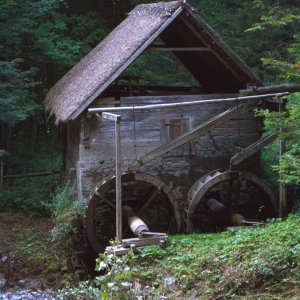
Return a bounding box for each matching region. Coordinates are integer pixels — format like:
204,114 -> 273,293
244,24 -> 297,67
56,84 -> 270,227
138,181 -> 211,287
45,1 -> 262,123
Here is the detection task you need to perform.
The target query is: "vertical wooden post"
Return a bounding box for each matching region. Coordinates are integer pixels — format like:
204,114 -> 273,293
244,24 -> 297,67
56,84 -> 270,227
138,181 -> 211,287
97,112 -> 122,243
0,160 -> 3,191
278,97 -> 287,217
115,117 -> 122,242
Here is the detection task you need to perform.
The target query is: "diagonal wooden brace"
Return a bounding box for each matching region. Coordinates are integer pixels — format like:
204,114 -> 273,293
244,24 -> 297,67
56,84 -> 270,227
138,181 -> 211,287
230,132 -> 278,166
129,100 -> 257,170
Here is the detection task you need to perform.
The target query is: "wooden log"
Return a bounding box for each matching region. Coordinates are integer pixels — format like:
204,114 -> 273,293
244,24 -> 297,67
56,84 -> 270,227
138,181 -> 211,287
115,117 -> 122,242
3,171 -> 60,179
0,160 -> 3,190
122,206 -> 150,237
128,100 -> 257,169
121,236 -> 167,247
148,46 -> 211,52
240,84 -> 300,96
278,100 -> 287,217
88,92 -> 289,114
230,132 -> 278,166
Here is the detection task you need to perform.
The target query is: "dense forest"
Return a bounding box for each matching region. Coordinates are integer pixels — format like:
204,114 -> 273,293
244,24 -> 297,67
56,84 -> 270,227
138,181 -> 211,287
0,0 -> 300,299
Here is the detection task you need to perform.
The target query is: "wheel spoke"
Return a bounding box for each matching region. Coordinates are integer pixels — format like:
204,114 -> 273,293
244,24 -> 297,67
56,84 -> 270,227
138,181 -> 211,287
95,192 -> 116,209
136,187 -> 159,215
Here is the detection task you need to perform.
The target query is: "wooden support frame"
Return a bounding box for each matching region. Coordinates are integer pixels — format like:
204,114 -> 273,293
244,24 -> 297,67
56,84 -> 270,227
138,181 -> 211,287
129,100 -> 258,169
105,235 -> 168,255
148,46 -> 211,52
240,84 -> 300,96
230,132 -> 278,166
98,112 -> 122,242
0,160 -> 3,191
278,99 -> 287,217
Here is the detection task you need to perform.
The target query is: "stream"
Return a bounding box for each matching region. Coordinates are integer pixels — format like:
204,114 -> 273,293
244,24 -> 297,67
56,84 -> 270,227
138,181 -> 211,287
0,277 -> 58,300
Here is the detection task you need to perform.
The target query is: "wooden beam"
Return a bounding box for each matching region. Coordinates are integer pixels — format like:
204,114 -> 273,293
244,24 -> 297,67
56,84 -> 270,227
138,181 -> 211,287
278,100 -> 287,217
115,118 -> 122,242
0,161 -> 3,190
88,92 -> 289,114
230,132 -> 278,166
129,100 -> 257,170
240,84 -> 300,96
3,170 -> 60,179
180,6 -> 262,85
122,236 -> 168,247
101,112 -> 121,122
148,46 -> 211,52
137,188 -> 159,215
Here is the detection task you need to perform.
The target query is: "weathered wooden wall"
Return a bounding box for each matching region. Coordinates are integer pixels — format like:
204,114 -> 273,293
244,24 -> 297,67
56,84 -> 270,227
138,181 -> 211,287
73,94 -> 261,203
65,119 -> 80,179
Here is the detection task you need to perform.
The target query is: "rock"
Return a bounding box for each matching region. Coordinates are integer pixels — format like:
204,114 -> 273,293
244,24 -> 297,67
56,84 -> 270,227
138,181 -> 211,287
163,276 -> 176,287
1,256 -> 8,263
187,290 -> 200,299
0,273 -> 6,289
17,279 -> 43,290
0,289 -> 58,300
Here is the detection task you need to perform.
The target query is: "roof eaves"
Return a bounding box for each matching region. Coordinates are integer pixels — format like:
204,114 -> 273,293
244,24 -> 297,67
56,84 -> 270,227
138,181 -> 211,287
69,5 -> 184,121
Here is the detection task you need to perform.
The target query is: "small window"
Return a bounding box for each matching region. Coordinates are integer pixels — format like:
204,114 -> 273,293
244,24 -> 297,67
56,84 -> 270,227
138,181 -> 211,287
162,118 -> 190,156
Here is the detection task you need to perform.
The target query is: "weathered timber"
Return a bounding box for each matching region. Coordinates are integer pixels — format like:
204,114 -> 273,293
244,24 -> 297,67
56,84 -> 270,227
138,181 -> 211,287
0,160 -> 3,190
230,132 -> 278,166
115,117 -> 122,242
121,236 -> 167,247
105,234 -> 168,255
88,92 -> 288,114
240,84 -> 300,96
279,101 -> 287,217
137,188 -> 159,215
99,112 -> 121,122
119,93 -> 237,103
128,100 -> 257,169
178,14 -> 243,85
148,46 -> 211,52
122,206 -> 147,237
4,171 -> 60,179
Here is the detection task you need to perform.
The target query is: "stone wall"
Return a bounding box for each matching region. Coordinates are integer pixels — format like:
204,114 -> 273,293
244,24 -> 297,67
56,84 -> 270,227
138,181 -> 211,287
73,95 -> 261,203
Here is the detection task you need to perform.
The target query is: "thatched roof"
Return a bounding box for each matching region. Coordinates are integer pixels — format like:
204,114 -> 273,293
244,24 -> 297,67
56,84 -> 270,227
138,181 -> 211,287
45,1 -> 261,123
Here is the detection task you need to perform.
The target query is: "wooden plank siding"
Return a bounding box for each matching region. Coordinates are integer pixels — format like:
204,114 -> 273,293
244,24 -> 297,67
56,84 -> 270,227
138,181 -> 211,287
65,119 -> 80,177
73,95 -> 261,202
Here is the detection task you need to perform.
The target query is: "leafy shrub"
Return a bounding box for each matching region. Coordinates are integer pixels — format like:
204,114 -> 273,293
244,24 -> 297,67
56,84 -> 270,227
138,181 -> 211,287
47,183 -> 85,246
59,251 -> 139,300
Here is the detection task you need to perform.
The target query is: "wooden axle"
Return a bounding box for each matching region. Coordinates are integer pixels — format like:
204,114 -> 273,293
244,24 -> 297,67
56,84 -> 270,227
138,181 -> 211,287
122,206 -> 150,237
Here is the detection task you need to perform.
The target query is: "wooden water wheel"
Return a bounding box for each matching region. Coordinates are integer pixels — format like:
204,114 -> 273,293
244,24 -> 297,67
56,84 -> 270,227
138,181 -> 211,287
185,170 -> 278,232
85,172 -> 181,253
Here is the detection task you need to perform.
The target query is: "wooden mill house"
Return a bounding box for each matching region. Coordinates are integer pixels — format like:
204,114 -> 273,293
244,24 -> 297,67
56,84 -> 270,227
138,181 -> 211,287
45,1 -> 284,252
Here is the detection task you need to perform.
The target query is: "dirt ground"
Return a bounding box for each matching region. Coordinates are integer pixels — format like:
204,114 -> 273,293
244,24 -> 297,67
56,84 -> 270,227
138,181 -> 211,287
0,212 -> 65,289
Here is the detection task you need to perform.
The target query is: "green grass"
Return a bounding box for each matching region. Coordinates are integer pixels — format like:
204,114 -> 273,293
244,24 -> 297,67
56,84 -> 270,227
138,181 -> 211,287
62,216 -> 300,299
134,216 -> 300,299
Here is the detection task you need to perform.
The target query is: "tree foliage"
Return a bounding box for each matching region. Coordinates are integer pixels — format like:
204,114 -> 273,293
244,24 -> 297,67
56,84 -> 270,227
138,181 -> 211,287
249,1 -> 300,185
0,0 -> 299,212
